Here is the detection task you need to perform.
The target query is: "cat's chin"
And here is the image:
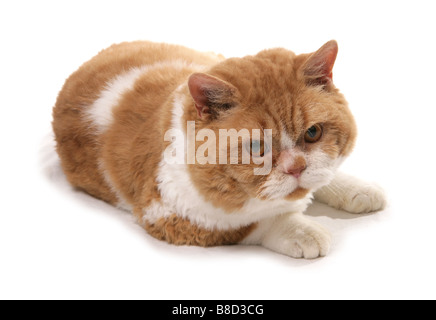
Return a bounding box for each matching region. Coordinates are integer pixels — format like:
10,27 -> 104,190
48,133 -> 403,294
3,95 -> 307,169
256,186 -> 310,202
257,172 -> 312,201
284,187 -> 310,201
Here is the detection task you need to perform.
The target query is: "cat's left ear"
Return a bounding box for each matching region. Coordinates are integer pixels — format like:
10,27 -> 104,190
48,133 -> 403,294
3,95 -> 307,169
302,40 -> 338,87
188,73 -> 239,119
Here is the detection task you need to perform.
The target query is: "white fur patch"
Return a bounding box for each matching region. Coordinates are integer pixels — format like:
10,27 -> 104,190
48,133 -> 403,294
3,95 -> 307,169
258,172 -> 299,200
86,66 -> 149,134
144,88 -> 313,230
299,150 -> 342,191
85,60 -> 207,134
98,160 -> 132,212
280,130 -> 295,150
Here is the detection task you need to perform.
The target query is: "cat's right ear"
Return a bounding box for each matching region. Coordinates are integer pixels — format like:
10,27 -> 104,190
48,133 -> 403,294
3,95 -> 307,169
188,73 -> 238,119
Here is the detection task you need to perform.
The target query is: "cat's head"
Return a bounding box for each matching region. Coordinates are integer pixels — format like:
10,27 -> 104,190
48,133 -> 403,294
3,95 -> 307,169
183,41 -> 356,211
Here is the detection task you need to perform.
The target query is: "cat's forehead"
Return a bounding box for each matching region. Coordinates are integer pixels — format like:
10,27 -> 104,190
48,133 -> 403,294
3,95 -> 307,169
211,51 -> 299,94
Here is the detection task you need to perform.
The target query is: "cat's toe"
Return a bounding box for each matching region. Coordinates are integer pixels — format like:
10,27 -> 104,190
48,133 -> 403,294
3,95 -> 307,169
342,184 -> 387,214
286,222 -> 332,259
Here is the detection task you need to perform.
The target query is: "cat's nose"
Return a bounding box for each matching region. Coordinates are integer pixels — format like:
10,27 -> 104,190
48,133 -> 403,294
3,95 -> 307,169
278,151 -> 307,178
284,164 -> 307,178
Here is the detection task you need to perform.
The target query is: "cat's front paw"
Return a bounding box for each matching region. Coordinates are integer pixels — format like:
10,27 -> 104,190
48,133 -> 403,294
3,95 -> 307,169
337,184 -> 386,214
286,221 -> 332,259
262,214 -> 332,259
315,173 -> 387,214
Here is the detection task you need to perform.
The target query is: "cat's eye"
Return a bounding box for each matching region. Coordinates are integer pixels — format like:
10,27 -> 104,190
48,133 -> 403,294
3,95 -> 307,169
246,140 -> 270,157
304,124 -> 323,143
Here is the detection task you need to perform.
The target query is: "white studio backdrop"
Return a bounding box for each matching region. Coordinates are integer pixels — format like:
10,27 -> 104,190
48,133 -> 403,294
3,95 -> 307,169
1,0 -> 435,299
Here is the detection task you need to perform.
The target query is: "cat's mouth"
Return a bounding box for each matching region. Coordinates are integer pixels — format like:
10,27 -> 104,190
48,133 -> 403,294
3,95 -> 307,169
257,170 -> 308,201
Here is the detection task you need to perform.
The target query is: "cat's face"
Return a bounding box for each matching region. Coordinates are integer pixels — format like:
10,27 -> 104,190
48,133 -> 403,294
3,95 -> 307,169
185,41 -> 357,210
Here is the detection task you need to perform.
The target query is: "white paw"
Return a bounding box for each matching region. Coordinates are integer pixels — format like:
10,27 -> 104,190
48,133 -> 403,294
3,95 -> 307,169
339,184 -> 386,214
315,173 -> 387,215
262,215 -> 332,259
285,221 -> 332,259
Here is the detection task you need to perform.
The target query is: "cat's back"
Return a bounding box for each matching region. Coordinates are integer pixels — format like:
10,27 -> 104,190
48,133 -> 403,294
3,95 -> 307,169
53,41 -> 222,204
54,41 -> 222,116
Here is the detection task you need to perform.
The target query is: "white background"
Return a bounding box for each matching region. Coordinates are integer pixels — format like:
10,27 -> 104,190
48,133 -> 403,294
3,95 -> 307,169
1,0 -> 435,300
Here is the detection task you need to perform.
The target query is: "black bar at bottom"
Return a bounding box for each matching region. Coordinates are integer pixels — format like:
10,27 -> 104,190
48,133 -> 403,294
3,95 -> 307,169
158,301 -> 289,318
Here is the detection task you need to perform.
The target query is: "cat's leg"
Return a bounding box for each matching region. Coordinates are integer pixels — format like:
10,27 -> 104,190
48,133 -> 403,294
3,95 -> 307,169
241,213 -> 331,259
314,172 -> 386,214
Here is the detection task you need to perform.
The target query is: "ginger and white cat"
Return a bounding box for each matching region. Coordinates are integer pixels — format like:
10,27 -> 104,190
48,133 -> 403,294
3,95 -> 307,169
52,40 -> 385,259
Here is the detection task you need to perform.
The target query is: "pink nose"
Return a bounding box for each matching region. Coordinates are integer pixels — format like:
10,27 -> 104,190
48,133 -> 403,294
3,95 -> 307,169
284,165 -> 307,178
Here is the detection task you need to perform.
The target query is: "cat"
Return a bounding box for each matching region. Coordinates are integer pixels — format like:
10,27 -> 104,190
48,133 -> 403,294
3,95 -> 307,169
52,40 -> 386,259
